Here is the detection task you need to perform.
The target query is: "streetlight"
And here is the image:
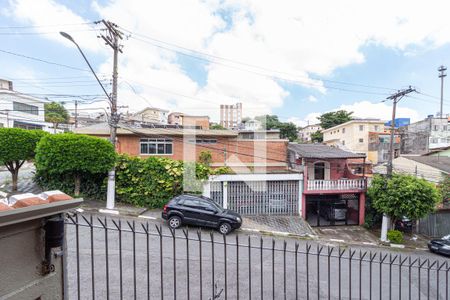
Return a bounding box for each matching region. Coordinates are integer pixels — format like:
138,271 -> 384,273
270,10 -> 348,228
60,31 -> 118,213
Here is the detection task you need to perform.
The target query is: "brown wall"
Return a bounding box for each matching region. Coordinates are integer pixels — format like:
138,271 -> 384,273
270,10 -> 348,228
182,116 -> 210,129
114,134 -> 287,170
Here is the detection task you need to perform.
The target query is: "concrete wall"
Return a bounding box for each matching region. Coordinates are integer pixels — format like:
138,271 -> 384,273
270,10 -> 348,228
401,117 -> 450,154
0,91 -> 46,128
0,218 -> 63,300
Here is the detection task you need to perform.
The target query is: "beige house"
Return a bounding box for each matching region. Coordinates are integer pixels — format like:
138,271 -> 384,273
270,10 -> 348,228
130,107 -> 169,124
322,119 -> 386,163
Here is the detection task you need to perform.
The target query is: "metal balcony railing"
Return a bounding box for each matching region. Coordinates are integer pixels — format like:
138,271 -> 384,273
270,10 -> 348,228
307,178 -> 366,191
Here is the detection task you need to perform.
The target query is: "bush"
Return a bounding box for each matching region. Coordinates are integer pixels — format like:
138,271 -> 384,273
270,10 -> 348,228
387,229 -> 404,244
115,155 -> 211,208
35,133 -> 116,196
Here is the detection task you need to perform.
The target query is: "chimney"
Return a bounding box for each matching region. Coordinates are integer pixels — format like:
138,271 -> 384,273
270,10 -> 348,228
0,79 -> 13,91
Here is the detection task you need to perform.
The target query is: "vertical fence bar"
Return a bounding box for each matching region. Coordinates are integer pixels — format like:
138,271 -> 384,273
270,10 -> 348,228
197,231 -> 203,300
369,251 -> 376,300
211,232 -> 215,300
359,251 -> 367,300
327,247 -> 333,300
236,235 -> 239,300
112,219 -> 122,300
75,214 -> 80,300
295,243 -> 299,300
248,236 -> 252,300
81,214 -> 96,300
223,233 -> 228,300
141,222 -> 150,300
156,225 -> 164,300
182,230 -> 190,300
97,217 -> 110,300
283,241 -> 287,300
428,260 -> 437,300
389,254 -> 398,300
338,246 -> 345,300
379,253 -> 388,300
272,239 -> 275,300
349,250 -> 355,300
260,237 -> 264,300
437,261 -> 446,300
171,228 -> 177,300
127,221 -> 137,300
317,245 -> 323,300
399,256 -> 408,300
409,257 -> 418,300
306,244 -> 311,300
446,261 -> 449,300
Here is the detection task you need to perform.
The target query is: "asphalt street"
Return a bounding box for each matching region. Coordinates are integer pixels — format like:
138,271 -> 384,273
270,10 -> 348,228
64,213 -> 449,300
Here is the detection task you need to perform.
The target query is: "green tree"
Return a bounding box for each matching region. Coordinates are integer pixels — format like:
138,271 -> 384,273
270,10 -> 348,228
35,134 -> 116,196
210,123 -> 227,130
44,102 -> 69,133
317,110 -> 353,129
198,150 -> 212,166
438,175 -> 450,205
367,174 -> 441,226
310,130 -> 323,143
0,128 -> 47,191
255,115 -> 298,141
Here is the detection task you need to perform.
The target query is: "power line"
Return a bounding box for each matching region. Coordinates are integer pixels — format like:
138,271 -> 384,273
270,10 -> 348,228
0,22 -> 96,29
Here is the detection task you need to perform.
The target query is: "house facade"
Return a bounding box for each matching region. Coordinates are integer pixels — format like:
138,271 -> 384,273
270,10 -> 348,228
129,107 -> 169,124
288,143 -> 368,226
298,124 -> 322,142
167,112 -> 210,129
322,119 -> 386,162
368,131 -> 401,164
75,123 -> 289,173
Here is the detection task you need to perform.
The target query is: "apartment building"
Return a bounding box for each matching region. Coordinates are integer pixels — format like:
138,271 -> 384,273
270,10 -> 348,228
0,79 -> 55,132
400,115 -> 450,154
220,102 -> 242,128
298,124 -> 322,142
167,112 -> 210,129
129,107 -> 169,124
322,119 -> 386,163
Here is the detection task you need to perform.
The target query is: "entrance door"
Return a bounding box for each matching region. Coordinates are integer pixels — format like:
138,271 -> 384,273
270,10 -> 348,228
314,162 -> 325,180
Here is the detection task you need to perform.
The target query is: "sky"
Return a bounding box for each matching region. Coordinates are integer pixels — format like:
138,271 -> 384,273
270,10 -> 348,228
1,0 -> 450,126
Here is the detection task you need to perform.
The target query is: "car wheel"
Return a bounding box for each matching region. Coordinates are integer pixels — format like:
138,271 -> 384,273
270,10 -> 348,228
219,222 -> 232,235
168,216 -> 182,229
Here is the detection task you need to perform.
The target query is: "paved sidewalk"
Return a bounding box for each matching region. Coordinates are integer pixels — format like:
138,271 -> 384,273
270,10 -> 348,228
315,226 -> 379,246
80,199 -> 147,217
241,215 -> 315,237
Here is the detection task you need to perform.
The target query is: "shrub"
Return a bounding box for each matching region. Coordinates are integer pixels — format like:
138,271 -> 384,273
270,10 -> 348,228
35,133 -> 116,196
387,229 -> 404,244
115,155 -> 211,208
198,150 -> 212,166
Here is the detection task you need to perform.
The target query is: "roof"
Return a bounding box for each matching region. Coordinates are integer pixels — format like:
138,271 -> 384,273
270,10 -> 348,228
288,143 -> 366,159
403,156 -> 450,173
74,122 -> 237,137
135,107 -> 169,114
322,119 -> 385,133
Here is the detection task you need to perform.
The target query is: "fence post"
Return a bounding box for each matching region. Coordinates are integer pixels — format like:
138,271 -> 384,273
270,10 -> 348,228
223,181 -> 228,209
202,180 -> 211,198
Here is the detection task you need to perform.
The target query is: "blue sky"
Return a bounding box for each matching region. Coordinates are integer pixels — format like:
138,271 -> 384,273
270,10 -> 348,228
1,0 -> 449,125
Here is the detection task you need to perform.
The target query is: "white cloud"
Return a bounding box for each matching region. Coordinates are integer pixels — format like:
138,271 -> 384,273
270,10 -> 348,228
338,100 -> 421,122
5,0 -> 450,121
288,112 -> 321,127
307,95 -> 318,102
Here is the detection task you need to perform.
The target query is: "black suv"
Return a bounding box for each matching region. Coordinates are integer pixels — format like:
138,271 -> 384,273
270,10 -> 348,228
162,194 -> 242,234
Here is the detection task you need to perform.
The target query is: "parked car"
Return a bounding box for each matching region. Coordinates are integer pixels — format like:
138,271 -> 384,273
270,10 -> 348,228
428,234 -> 450,256
394,216 -> 413,233
319,201 -> 347,221
162,194 -> 242,234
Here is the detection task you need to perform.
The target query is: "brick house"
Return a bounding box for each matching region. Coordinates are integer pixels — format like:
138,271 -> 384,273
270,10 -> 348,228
288,143 -> 368,226
75,123 -> 288,173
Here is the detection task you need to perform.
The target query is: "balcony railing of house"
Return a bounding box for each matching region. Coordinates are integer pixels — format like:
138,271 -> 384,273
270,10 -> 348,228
306,178 -> 366,191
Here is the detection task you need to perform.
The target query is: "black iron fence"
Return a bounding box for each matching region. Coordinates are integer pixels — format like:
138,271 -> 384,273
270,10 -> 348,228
64,213 -> 449,299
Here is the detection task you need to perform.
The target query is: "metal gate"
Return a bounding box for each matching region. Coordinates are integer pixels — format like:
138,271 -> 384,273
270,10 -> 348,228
209,180 -> 299,216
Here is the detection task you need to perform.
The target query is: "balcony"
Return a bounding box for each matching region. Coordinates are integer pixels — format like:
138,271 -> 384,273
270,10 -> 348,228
306,178 -> 366,192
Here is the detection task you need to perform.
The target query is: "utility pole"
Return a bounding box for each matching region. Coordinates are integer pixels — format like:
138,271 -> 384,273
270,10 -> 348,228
380,86 -> 416,242
98,20 -> 123,211
74,99 -> 78,128
438,65 -> 446,118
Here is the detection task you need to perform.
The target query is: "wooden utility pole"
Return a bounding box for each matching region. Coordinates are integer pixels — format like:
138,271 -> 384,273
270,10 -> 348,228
438,65 -> 446,118
98,20 -> 124,210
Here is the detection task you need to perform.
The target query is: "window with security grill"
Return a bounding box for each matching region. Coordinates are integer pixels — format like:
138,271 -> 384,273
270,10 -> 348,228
187,139 -> 217,144
140,138 -> 173,154
13,101 -> 39,115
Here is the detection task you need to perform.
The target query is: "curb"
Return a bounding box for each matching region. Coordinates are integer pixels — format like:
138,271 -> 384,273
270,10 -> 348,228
240,227 -> 317,239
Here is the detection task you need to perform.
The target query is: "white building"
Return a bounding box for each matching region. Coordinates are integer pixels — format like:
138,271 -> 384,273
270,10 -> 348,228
0,79 -> 57,132
220,102 -> 242,128
129,107 -> 169,124
298,124 -> 322,142
242,119 -> 262,131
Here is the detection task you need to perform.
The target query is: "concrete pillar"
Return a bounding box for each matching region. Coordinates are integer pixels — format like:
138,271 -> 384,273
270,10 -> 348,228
302,194 -> 307,219
202,180 -> 211,198
223,181 -> 228,209
359,192 -> 366,225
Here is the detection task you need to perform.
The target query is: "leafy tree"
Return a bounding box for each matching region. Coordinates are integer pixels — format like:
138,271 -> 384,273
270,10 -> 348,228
198,150 -> 212,167
310,130 -> 323,143
438,175 -> 450,205
317,110 -> 353,129
241,117 -> 251,124
35,134 -> 116,196
367,174 -> 441,226
210,123 -> 227,130
45,102 -> 69,133
255,115 -> 298,141
0,128 -> 47,191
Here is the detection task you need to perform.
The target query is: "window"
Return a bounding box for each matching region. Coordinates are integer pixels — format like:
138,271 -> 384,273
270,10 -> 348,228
13,101 -> 39,115
342,128 -> 345,133
443,125 -> 448,131
359,138 -> 364,143
433,125 -> 439,131
431,138 -> 438,143
140,138 -> 173,154
180,198 -> 199,207
359,125 -> 364,131
374,125 -> 379,131
342,140 -> 345,145
188,139 -> 217,144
